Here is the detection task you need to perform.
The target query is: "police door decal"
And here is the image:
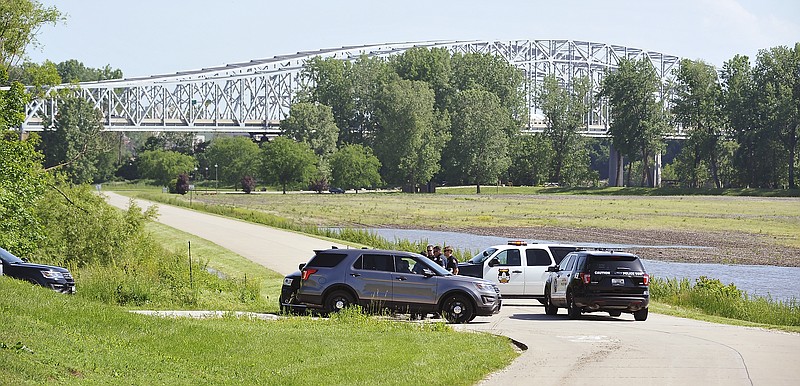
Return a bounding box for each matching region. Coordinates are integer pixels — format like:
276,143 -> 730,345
498,268 -> 510,283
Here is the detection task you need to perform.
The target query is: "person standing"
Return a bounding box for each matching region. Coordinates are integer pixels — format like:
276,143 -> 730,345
431,245 -> 445,267
443,246 -> 459,275
421,244 -> 434,260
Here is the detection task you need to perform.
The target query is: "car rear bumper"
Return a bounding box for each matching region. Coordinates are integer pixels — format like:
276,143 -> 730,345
574,295 -> 649,312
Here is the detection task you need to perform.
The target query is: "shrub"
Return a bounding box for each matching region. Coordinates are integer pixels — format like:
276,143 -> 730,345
176,173 -> 190,195
241,175 -> 256,194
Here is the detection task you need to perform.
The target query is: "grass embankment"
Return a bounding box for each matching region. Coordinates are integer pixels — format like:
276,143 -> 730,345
0,278 -> 516,385
114,188 -> 800,331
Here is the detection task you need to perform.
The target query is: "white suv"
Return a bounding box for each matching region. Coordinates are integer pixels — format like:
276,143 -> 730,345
458,241 -> 577,300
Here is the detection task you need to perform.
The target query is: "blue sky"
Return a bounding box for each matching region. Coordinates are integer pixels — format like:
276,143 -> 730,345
28,0 -> 799,78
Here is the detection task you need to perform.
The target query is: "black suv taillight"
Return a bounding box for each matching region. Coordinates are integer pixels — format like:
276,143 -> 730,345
580,273 -> 591,284
643,274 -> 650,286
301,268 -> 318,281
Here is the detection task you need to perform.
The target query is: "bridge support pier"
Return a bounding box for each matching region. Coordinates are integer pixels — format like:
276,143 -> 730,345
608,146 -> 624,187
651,151 -> 662,188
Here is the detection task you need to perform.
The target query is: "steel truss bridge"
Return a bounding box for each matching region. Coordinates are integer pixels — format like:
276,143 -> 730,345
22,39 -> 682,137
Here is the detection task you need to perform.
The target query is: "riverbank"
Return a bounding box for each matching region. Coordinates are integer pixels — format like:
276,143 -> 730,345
446,225 -> 800,267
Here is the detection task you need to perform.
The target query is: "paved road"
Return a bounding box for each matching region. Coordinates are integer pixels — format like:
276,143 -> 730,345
105,192 -> 800,386
104,192 -> 348,275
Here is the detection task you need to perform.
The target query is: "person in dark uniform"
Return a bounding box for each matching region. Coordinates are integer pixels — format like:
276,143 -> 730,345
443,246 -> 459,275
431,245 -> 445,267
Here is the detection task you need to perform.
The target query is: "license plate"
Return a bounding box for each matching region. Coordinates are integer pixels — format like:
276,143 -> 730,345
611,278 -> 625,286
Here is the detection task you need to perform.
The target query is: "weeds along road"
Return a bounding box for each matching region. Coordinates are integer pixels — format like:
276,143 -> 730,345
104,192 -> 800,386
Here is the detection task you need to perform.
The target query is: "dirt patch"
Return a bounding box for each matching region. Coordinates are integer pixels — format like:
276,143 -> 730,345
444,225 -> 800,267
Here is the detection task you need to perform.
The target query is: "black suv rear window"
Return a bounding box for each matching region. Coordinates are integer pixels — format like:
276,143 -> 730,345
306,253 -> 347,268
587,256 -> 644,272
549,247 -> 578,264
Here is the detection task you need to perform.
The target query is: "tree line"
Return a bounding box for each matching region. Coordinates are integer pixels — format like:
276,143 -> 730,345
2,1 -> 797,193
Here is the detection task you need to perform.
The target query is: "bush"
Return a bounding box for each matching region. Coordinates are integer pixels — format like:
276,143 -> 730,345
31,184 -> 271,310
241,175 -> 256,194
176,173 -> 190,195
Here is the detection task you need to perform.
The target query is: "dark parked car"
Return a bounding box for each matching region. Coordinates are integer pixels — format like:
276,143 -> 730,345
543,250 -> 649,321
328,187 -> 345,194
281,248 -> 501,323
0,247 -> 76,294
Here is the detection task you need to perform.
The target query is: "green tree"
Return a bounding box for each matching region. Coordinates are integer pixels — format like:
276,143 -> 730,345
508,133 -> 552,186
0,80 -> 27,129
721,54 -> 787,188
204,136 -> 261,187
374,79 -> 442,188
672,59 -> 727,188
753,44 -> 799,189
0,0 -> 63,70
599,58 -> 668,187
261,137 -> 316,194
301,57 -> 353,137
721,55 -> 763,187
302,56 -> 397,145
137,150 -> 196,186
280,102 -> 339,158
450,89 -> 511,193
0,131 -> 48,255
451,52 -> 527,134
330,144 -> 382,192
39,96 -> 106,183
8,59 -> 60,88
536,74 -> 592,184
393,47 -> 452,110
32,183 -> 156,267
56,59 -> 122,83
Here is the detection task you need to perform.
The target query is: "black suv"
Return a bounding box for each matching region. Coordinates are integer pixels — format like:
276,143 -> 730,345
543,250 -> 649,321
0,247 -> 76,294
280,248 -> 501,323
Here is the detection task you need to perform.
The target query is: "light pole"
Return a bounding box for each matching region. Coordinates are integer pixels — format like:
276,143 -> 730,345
214,163 -> 218,194
191,167 -> 197,205
205,167 -> 209,192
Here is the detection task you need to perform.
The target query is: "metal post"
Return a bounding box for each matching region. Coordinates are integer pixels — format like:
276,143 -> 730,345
188,241 -> 193,289
215,163 -> 218,194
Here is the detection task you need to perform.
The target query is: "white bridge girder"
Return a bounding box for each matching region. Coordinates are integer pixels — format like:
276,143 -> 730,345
22,39 -> 682,136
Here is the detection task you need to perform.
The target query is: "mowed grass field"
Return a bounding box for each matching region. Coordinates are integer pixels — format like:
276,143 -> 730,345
140,188 -> 800,249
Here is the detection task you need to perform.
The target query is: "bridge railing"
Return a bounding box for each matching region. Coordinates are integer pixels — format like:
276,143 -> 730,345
21,39 -> 684,137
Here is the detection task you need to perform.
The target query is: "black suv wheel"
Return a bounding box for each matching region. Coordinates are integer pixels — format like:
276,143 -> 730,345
544,288 -> 558,315
325,290 -> 355,313
633,308 -> 649,321
441,294 -> 474,324
567,291 -> 581,319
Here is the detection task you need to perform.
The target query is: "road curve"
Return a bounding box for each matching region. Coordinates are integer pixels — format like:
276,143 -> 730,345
104,192 -> 800,386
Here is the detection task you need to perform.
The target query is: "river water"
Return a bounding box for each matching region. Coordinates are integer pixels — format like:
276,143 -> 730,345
361,228 -> 800,303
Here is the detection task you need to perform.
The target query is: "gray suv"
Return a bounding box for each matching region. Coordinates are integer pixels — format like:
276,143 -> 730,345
282,248 -> 501,323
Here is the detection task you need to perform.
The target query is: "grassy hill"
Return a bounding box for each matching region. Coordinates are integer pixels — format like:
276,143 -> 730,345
0,278 -> 516,385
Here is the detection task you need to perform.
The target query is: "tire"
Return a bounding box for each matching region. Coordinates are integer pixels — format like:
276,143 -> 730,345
544,288 -> 558,316
633,308 -> 649,321
608,311 -> 622,317
566,292 -> 581,320
325,290 -> 355,314
441,294 -> 475,324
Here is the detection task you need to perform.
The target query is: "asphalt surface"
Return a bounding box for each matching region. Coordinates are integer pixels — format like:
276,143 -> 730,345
104,192 -> 800,386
